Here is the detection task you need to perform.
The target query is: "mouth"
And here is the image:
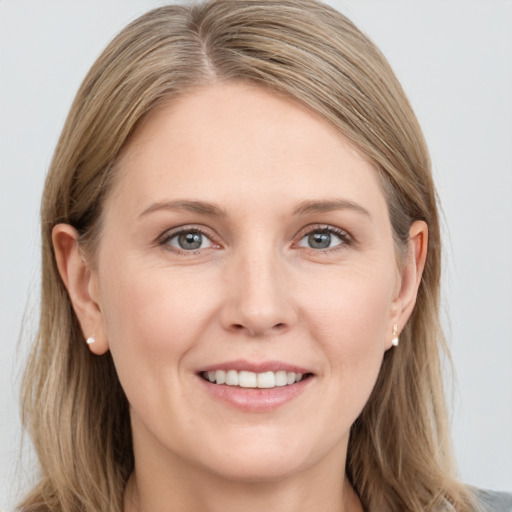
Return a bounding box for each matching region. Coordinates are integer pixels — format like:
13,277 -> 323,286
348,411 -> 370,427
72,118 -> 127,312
199,369 -> 313,389
196,360 -> 315,411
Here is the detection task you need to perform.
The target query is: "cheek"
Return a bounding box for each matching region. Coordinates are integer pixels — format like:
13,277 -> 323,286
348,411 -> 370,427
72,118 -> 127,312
101,264 -> 215,347
302,263 -> 395,393
97,261 -> 221,404
305,262 -> 394,344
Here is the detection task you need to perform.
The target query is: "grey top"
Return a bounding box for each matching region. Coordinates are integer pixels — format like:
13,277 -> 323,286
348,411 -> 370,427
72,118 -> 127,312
474,489 -> 512,512
3,488 -> 511,512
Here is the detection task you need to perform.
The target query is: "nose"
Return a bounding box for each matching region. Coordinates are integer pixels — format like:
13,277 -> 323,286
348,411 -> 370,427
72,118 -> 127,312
220,248 -> 297,338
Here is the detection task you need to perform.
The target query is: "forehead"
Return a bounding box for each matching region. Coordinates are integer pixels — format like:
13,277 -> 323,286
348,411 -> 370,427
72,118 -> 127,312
108,82 -> 386,216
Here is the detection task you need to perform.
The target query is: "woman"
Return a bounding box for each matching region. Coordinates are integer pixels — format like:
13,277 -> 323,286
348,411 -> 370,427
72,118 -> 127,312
16,1 -> 512,511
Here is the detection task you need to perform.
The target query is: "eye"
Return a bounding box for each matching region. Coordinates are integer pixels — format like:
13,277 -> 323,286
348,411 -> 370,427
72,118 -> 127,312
161,229 -> 214,252
296,227 -> 348,250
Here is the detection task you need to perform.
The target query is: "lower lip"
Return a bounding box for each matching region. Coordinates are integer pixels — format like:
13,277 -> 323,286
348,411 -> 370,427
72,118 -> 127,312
197,375 -> 314,412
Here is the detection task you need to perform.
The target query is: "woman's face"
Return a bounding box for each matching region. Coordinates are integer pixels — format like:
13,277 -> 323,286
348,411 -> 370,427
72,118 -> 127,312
80,83 -> 420,482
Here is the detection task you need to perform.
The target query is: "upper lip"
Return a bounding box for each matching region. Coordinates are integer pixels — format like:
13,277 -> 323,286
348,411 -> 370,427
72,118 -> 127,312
198,359 -> 313,374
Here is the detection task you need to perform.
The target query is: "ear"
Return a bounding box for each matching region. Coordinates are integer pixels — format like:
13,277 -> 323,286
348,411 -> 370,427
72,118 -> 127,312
52,224 -> 109,355
387,220 -> 428,348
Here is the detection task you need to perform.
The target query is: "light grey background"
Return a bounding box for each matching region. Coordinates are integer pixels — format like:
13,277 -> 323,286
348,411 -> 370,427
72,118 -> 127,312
1,0 -> 511,508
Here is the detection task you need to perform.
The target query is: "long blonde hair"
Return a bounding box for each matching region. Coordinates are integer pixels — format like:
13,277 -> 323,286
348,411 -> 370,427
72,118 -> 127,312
20,1 -> 476,510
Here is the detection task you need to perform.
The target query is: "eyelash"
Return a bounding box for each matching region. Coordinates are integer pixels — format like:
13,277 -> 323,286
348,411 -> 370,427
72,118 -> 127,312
157,226 -> 217,254
295,224 -> 352,253
157,224 -> 353,255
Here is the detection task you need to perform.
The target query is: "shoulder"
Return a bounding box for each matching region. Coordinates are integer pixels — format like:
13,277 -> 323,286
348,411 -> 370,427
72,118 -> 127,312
473,488 -> 512,512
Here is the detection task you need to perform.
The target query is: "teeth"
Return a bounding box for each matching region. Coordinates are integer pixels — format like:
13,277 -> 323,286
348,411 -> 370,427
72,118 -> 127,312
275,371 -> 288,386
226,370 -> 239,386
203,370 -> 306,388
258,371 -> 275,388
239,371 -> 257,388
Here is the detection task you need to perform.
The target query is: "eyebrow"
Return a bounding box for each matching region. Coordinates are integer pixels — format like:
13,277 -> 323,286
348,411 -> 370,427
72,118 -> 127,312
138,200 -> 227,219
292,199 -> 371,218
138,198 -> 370,219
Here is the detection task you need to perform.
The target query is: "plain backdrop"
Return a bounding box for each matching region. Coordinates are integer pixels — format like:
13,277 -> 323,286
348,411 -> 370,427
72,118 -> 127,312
1,0 -> 511,508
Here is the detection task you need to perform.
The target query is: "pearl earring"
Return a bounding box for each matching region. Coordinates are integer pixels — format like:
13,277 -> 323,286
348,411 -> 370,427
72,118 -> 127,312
391,324 -> 399,347
86,336 -> 96,345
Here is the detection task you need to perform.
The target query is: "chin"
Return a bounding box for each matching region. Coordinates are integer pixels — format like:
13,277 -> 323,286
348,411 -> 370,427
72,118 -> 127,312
187,425 -> 337,484
201,451 -> 309,483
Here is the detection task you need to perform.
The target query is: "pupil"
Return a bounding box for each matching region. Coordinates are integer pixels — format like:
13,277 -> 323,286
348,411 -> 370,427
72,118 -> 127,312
178,232 -> 202,250
309,232 -> 331,249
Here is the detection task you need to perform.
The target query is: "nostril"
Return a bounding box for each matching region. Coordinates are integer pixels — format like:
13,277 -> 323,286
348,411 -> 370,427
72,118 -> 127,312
229,322 -> 287,336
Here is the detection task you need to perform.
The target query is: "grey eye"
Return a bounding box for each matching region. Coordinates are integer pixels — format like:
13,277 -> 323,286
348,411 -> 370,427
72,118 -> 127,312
298,229 -> 343,250
308,232 -> 332,249
167,230 -> 213,251
178,232 -> 202,250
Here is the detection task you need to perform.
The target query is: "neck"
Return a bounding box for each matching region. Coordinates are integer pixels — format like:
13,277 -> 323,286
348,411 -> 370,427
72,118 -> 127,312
123,449 -> 363,512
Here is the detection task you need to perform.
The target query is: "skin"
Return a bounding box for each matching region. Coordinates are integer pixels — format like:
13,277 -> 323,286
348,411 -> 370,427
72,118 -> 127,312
53,82 -> 427,512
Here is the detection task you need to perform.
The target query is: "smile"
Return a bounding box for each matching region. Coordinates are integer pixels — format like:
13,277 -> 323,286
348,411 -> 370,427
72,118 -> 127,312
201,370 -> 305,388
197,360 -> 314,411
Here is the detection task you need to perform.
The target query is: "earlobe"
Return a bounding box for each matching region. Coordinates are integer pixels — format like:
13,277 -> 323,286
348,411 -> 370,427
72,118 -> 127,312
52,224 -> 109,355
389,220 -> 428,347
